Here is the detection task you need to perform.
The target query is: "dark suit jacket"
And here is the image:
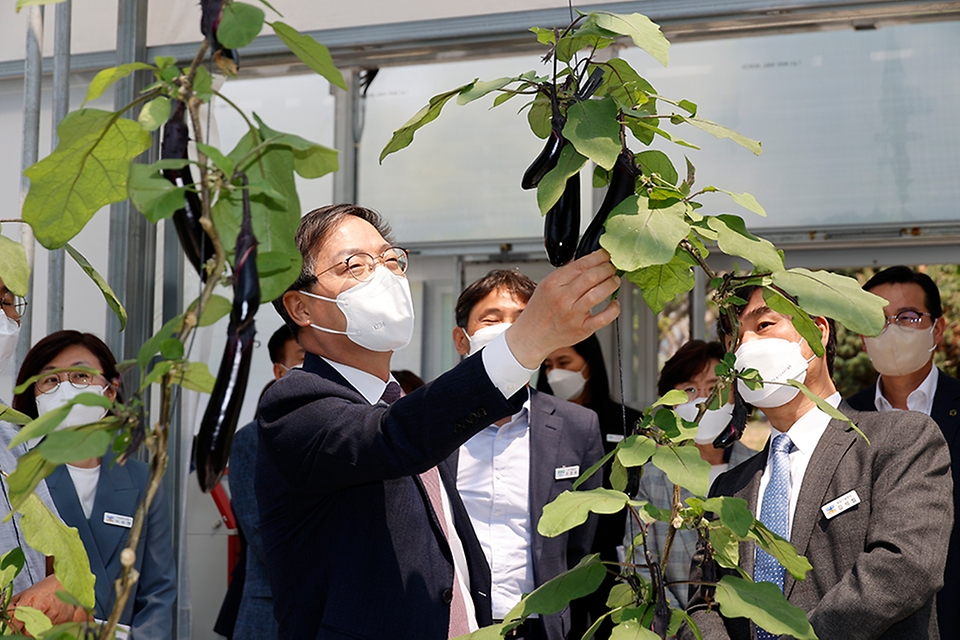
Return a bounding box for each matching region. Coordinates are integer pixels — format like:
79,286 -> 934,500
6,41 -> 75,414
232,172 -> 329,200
849,369 -> 960,638
450,389 -> 604,640
683,403 -> 953,640
47,453 -> 176,638
256,352 -> 525,639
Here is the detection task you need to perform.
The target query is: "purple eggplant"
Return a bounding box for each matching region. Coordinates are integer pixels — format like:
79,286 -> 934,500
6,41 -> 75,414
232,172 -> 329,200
544,172 -> 580,267
650,561 -> 671,639
162,100 -> 215,280
200,0 -> 240,76
575,149 -> 640,259
522,115 -> 567,191
194,174 -> 259,492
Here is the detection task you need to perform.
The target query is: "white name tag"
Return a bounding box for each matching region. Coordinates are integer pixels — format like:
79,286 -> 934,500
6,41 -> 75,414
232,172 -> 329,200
104,512 -> 133,528
555,465 -> 580,481
821,490 -> 860,520
606,434 -> 624,443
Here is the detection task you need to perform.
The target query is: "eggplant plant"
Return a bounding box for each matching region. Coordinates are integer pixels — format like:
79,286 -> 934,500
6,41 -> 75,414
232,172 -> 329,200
0,0 -> 344,636
381,10 -> 888,640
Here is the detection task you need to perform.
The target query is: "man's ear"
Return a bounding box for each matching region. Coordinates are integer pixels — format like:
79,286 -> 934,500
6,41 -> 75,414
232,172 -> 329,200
815,315 -> 831,350
934,315 -> 946,347
452,326 -> 470,357
283,290 -> 312,328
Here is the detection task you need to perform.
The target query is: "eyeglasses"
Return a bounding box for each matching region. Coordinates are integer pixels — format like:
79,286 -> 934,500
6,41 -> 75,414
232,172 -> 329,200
0,292 -> 27,316
883,310 -> 935,328
315,247 -> 409,283
36,371 -> 107,395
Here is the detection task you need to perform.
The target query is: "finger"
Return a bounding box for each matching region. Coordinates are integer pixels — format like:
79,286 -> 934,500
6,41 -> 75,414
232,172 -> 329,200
550,248 -> 612,285
583,299 -> 621,335
571,273 -> 621,313
557,261 -> 617,304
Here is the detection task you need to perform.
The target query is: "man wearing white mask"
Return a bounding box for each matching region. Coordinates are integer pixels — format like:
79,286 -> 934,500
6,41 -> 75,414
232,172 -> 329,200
450,270 -> 603,640
257,205 -> 621,639
682,285 -> 952,640
848,265 -> 960,639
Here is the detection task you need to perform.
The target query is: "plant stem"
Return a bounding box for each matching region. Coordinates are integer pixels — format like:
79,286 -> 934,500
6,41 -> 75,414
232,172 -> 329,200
679,238 -> 716,282
660,482 -> 682,570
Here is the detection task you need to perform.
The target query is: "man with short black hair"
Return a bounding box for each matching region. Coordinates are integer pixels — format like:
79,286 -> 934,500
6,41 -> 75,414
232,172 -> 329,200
255,204 -> 621,639
451,269 -> 603,640
848,265 -> 960,638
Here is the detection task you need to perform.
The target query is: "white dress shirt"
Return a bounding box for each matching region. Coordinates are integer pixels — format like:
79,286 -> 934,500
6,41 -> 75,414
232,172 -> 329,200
756,392 -> 841,540
457,391 -> 534,619
321,331 -> 535,631
874,365 -> 939,415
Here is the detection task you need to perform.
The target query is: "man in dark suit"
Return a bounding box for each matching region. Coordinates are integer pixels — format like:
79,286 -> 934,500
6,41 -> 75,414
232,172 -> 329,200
847,265 -> 960,639
450,270 -> 604,640
255,204 -> 621,639
683,285 -> 953,640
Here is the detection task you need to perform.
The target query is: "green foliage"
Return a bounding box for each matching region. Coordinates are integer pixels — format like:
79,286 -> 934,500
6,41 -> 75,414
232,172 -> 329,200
714,576 -> 817,639
563,98 -> 621,170
64,244 -> 127,331
771,268 -> 887,337
602,199 -> 691,271
651,444 -> 710,496
218,3 -> 266,49
270,21 -> 347,90
84,62 -> 154,104
538,488 -> 629,537
536,145 -> 588,215
0,233 -> 30,297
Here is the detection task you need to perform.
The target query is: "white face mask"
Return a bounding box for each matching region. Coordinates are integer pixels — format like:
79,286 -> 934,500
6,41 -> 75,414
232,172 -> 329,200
675,397 -> 736,445
547,367 -> 588,401
36,383 -> 108,430
0,315 -> 19,374
301,266 -> 415,353
735,337 -> 814,409
864,324 -> 935,377
466,323 -> 511,356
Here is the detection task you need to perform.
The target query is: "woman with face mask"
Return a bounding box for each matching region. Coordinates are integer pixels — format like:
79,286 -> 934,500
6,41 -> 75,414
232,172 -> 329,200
537,334 -> 642,635
12,331 -> 176,638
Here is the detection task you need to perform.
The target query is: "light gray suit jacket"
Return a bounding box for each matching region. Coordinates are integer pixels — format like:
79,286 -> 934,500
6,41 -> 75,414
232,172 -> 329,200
683,403 -> 953,640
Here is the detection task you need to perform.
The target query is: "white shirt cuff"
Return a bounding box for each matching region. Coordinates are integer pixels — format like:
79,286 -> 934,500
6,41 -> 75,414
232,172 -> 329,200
481,331 -> 536,399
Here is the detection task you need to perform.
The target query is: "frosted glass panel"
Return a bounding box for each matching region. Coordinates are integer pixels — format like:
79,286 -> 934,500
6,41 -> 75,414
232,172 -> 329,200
620,20 -> 960,229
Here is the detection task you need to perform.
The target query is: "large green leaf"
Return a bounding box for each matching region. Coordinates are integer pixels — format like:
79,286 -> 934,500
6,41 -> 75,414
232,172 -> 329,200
749,523 -> 813,580
714,576 -> 817,639
597,58 -> 656,116
179,361 -> 217,394
680,116 -> 762,156
35,423 -> 116,465
700,496 -> 754,538
706,215 -> 784,274
651,444 -> 711,497
593,12 -> 669,67
538,488 -> 629,537
536,144 -> 589,215
23,109 -> 152,249
254,114 -> 338,179
0,403 -> 32,425
616,434 -> 658,468
9,406 -> 72,449
626,248 -> 697,314
714,188 -> 766,217
0,234 -> 30,297
271,21 -> 346,89
214,129 -> 303,302
708,523 -> 742,570
137,96 -> 171,132
190,294 -> 233,327
127,163 -> 186,223
527,90 -> 552,139
18,492 -> 96,609
771,268 -> 887,337
504,554 -> 606,619
137,314 -> 184,374
762,289 -> 825,358
602,198 -> 691,271
65,243 -> 127,331
563,97 -> 621,170
13,606 -> 52,636
457,76 -> 516,105
218,2 -> 265,49
610,619 -> 661,639
636,150 -> 678,186
4,450 -> 57,512
380,82 -> 475,162
83,63 -> 154,105
787,380 -> 869,443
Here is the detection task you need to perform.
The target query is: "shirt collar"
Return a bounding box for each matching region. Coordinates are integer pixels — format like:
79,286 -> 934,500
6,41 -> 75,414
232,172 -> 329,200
320,356 -> 395,405
874,365 -> 939,415
769,391 -> 841,456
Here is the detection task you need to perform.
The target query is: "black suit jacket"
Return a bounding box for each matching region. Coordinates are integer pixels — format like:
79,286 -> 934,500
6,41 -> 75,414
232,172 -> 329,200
683,403 -> 952,640
256,352 -> 525,639
450,389 -> 604,639
849,369 -> 960,638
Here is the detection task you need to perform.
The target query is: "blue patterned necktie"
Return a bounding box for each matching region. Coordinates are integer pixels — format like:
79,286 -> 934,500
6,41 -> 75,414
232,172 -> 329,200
755,432 -> 795,640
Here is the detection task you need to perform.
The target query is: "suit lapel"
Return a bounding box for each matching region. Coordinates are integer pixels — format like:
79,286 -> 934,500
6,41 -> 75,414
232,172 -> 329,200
528,391 -> 561,581
89,457 -> 140,584
731,451 -> 767,578
47,465 -> 112,615
783,416 -> 857,598
932,370 -> 960,447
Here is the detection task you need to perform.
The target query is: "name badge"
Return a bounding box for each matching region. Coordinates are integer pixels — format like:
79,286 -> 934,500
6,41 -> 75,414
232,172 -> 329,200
104,512 -> 134,529
821,490 -> 860,520
606,434 -> 624,444
555,465 -> 580,481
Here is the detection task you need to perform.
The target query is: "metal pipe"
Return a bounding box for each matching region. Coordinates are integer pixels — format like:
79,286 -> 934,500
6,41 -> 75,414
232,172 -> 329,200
47,0 -> 71,335
16,5 -> 44,370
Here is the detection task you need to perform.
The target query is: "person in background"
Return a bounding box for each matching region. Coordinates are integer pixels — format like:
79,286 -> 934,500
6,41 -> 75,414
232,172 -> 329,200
227,325 -> 305,639
633,340 -> 755,607
392,369 -> 425,395
536,334 -> 640,634
848,265 -> 960,638
14,331 -> 176,638
451,269 -> 604,640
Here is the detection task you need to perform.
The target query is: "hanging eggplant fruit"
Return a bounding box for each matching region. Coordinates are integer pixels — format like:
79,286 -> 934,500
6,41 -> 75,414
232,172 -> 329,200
200,0 -> 240,76
544,172 -> 580,267
162,100 -> 216,281
194,174 -> 260,492
575,148 -> 641,259
522,115 -> 566,190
